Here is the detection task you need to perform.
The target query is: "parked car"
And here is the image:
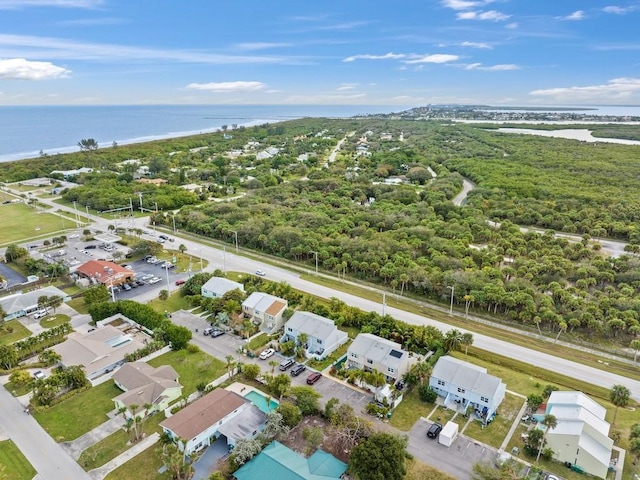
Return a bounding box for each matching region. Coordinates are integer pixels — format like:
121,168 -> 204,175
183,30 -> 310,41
143,255 -> 153,261
255,270 -> 266,276
306,372 -> 322,385
33,370 -> 46,381
427,422 -> 443,438
33,309 -> 49,319
122,283 -> 132,291
84,244 -> 97,249
290,364 -> 306,377
210,328 -> 224,338
175,279 -> 186,286
127,281 -> 138,288
279,358 -> 295,371
134,280 -> 145,287
148,277 -> 161,284
259,348 -> 275,360
157,238 -> 165,244
158,234 -> 169,240
203,327 -> 213,336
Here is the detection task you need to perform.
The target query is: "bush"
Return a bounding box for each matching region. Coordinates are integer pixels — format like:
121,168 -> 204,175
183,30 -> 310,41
418,385 -> 438,403
186,344 -> 200,354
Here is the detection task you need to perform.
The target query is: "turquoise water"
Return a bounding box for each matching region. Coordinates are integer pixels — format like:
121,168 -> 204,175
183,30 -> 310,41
244,390 -> 278,413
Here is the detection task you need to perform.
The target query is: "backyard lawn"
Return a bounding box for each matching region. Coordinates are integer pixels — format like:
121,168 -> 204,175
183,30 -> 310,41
462,392 -> 525,448
147,347 -> 227,396
0,439 -> 36,480
306,340 -> 351,371
65,297 -> 89,314
104,445 -> 169,480
34,382 -> 121,442
0,320 -> 32,345
388,388 -> 437,431
0,203 -> 65,244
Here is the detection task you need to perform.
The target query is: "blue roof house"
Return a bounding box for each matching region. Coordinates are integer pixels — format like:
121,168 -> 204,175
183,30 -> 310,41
233,441 -> 347,480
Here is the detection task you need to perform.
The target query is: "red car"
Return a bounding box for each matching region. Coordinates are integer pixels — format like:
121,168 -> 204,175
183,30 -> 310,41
306,372 -> 322,385
175,279 -> 186,286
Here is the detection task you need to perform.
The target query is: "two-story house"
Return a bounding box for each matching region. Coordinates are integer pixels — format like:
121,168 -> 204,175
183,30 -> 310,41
347,333 -> 410,384
281,311 -> 348,360
201,277 -> 244,299
241,292 -> 288,333
429,356 -> 506,423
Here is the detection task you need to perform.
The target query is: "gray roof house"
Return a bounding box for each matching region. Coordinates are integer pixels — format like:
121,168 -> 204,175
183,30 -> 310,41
347,333 -> 411,384
282,311 -> 348,360
0,286 -> 70,321
429,356 -> 506,423
242,292 -> 288,334
201,277 -> 244,299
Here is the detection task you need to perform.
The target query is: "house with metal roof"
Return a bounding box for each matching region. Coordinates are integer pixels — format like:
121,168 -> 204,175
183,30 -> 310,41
429,356 -> 506,422
281,311 -> 348,360
112,362 -> 182,417
242,292 -> 288,334
0,286 -> 69,320
346,333 -> 410,384
536,391 -> 613,478
233,441 -> 347,480
160,388 -> 265,454
201,277 -> 244,299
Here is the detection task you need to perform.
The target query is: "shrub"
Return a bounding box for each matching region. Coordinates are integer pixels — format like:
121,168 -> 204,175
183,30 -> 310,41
418,385 -> 438,403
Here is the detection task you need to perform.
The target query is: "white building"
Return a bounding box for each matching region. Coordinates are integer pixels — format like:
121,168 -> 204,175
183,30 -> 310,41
346,333 -> 410,384
242,292 -> 288,334
281,311 -> 348,360
539,391 -> 614,479
201,277 -> 244,298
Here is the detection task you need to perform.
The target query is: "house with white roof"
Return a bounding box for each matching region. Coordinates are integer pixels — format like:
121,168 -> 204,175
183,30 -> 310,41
242,292 -> 288,334
347,333 -> 410,384
429,356 -> 506,422
281,311 -> 348,360
50,167 -> 93,180
201,277 -> 244,299
0,286 -> 70,321
536,391 -> 613,479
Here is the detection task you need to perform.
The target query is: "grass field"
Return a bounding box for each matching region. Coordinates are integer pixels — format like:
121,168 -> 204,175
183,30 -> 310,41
39,314 -> 71,329
0,439 -> 37,480
147,290 -> 192,313
34,382 -> 121,441
389,388 -> 437,431
406,458 -> 456,480
65,297 -> 89,314
463,393 -> 525,448
0,202 -> 66,244
0,319 -> 32,345
104,445 -> 169,480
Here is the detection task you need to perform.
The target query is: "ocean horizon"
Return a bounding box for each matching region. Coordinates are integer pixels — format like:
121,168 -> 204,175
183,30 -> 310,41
0,104 -> 409,163
2,103 -> 640,164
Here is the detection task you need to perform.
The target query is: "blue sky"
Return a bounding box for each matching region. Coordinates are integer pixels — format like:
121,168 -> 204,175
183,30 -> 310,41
0,0 -> 639,106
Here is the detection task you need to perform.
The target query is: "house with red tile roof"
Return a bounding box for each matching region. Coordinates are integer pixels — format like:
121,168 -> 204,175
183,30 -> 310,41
75,260 -> 133,287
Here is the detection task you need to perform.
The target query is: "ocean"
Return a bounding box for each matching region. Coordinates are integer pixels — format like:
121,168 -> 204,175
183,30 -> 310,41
0,104 -> 407,163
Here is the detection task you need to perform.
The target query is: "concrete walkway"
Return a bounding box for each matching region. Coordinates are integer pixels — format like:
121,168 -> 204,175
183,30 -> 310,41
500,393 -> 529,451
62,415 -> 125,460
88,432 -> 160,480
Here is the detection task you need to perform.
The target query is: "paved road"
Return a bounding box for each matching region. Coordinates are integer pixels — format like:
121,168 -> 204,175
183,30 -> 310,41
0,386 -> 92,480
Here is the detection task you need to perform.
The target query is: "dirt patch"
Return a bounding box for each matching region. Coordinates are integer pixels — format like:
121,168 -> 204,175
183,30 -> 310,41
280,415 -> 350,464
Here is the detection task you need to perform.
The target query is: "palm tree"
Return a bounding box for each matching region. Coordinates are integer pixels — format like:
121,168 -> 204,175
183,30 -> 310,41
443,329 -> 463,353
460,333 -> 474,359
536,414 -> 557,462
609,384 -> 630,425
268,360 -> 278,375
225,355 -> 235,379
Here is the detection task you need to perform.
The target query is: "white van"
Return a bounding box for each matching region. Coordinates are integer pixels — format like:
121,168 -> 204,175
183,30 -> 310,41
34,309 -> 49,319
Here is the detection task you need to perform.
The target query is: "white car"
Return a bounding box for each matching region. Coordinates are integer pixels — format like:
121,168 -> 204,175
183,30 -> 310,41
34,309 -> 49,319
259,348 -> 275,360
33,371 -> 46,381
148,277 -> 161,284
256,270 -> 266,276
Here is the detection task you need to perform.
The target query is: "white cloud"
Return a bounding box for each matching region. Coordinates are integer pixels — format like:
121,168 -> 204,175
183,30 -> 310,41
505,22 -> 519,29
457,10 -> 510,21
558,10 -> 586,21
233,42 -> 291,51
186,81 -> 266,93
336,83 -> 359,91
464,63 -> 519,71
404,54 -> 459,64
530,77 -> 640,102
603,5 -> 635,14
0,58 -> 70,80
441,0 -> 494,10
343,52 -> 406,62
460,41 -> 492,49
0,0 -> 102,8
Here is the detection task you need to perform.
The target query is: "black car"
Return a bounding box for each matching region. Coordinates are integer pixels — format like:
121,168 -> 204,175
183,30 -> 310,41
290,364 -> 307,377
427,422 -> 443,438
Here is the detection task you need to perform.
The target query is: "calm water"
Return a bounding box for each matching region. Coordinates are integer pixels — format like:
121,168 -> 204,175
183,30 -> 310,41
244,390 -> 278,414
0,104 -> 406,163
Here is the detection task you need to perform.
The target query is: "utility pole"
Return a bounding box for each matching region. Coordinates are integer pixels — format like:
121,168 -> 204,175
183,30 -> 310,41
223,246 -> 227,274
232,231 -> 238,252
447,285 -> 455,316
382,292 -> 386,317
310,251 -> 318,275
172,215 -> 177,233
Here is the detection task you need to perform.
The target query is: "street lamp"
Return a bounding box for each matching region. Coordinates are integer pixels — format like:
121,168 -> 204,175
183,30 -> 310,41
309,251 -> 318,275
198,248 -> 203,271
223,246 -> 227,274
232,231 -> 238,253
447,285 -> 455,316
172,215 -> 176,234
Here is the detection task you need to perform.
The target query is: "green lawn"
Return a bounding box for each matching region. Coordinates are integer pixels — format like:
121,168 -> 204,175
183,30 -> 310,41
104,444 -> 169,480
147,348 -> 227,396
146,290 -> 192,313
0,203 -> 66,245
0,439 -> 36,480
34,382 -> 121,442
246,333 -> 270,351
39,314 -> 71,329
463,393 -> 525,448
5,379 -> 32,397
0,319 -> 32,345
65,297 -> 89,314
389,387 -> 437,431
306,340 -> 351,371
406,457 -> 456,480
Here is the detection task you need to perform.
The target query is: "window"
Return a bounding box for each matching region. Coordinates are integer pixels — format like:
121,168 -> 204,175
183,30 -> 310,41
457,387 -> 466,394
287,327 -> 292,332
481,396 -> 488,403
366,359 -> 373,365
387,367 -> 395,373
351,352 -> 358,358
317,339 -> 322,344
437,380 -> 445,386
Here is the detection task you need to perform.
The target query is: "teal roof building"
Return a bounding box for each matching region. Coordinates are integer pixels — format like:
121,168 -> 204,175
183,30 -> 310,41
234,441 -> 347,480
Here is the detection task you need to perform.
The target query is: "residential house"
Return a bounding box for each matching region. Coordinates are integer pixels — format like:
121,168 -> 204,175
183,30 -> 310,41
201,277 -> 244,299
75,260 -> 133,287
347,333 -> 411,384
281,311 -> 348,360
233,441 -> 347,480
536,391 -> 613,479
0,286 -> 70,321
50,167 -> 93,180
242,292 -> 288,333
136,178 -> 167,185
53,324 -> 146,380
160,388 -> 265,454
429,356 -> 506,422
112,362 -> 182,417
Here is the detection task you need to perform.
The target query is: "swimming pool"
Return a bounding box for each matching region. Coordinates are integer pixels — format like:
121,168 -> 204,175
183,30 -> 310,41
244,390 -> 279,413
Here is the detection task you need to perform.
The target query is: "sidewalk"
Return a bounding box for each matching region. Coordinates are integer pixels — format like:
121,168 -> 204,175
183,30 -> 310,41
88,432 -> 160,480
62,415 -> 125,460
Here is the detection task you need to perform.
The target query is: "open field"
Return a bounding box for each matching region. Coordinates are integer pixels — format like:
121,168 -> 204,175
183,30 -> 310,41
0,319 -> 32,345
0,439 -> 37,480
0,202 -> 66,245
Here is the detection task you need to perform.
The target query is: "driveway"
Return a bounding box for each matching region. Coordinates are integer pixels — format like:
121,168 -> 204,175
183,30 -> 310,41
0,261 -> 27,287
192,436 -> 228,480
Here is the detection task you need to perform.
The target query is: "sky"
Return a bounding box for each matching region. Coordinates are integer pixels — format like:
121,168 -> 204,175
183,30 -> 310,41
0,0 -> 639,106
